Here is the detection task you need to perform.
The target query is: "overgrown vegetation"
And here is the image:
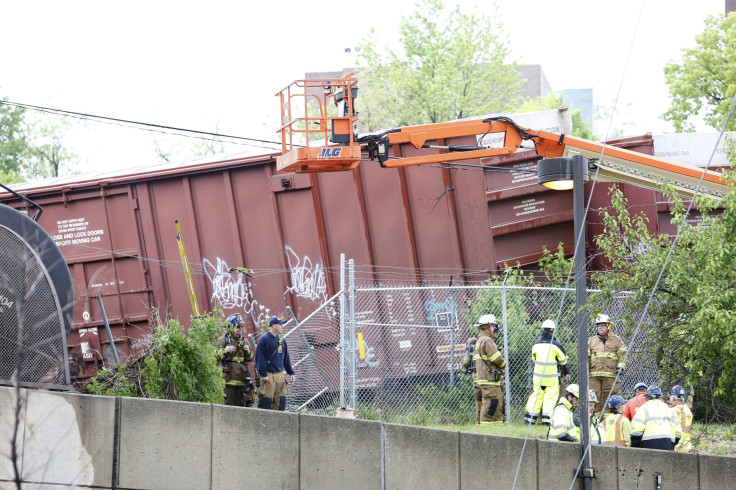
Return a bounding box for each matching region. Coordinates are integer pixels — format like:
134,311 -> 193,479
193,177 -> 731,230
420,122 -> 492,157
663,12 -> 736,132
83,309 -> 225,403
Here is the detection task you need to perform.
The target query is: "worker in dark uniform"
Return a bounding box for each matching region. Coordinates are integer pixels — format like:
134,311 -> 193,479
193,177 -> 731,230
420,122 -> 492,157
216,313 -> 254,406
255,316 -> 295,411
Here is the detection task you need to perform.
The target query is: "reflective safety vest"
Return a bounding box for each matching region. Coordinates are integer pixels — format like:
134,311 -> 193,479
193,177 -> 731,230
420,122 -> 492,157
548,397 -> 579,442
672,403 -> 693,452
473,330 -> 505,387
588,333 -> 626,378
590,415 -> 604,445
603,412 -> 631,447
531,336 -> 568,387
631,399 -> 682,449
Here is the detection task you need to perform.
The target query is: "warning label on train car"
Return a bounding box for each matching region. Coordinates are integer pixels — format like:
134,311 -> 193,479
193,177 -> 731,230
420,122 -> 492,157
52,217 -> 106,247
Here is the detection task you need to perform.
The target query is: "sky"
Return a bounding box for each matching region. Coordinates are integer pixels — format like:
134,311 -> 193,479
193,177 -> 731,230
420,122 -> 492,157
0,0 -> 728,174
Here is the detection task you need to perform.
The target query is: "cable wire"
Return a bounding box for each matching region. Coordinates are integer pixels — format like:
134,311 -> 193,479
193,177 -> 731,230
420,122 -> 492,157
0,100 -> 285,151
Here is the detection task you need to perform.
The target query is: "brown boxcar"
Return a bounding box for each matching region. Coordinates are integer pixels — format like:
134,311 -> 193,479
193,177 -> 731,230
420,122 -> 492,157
0,132 -> 691,378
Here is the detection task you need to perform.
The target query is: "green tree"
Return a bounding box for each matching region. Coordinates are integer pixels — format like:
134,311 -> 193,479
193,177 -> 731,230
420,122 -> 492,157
23,116 -> 78,178
357,0 -> 524,131
663,13 -> 736,132
0,100 -> 27,183
0,102 -> 79,181
590,165 -> 736,420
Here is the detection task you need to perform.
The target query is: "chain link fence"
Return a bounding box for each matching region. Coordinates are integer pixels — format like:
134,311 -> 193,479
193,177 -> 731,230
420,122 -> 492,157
284,263 -> 661,426
0,225 -> 71,389
250,295 -> 344,415
344,283 -> 660,425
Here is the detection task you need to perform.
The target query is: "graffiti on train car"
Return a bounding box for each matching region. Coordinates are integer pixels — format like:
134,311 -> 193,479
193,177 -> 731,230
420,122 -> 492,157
284,245 -> 327,303
203,256 -> 271,325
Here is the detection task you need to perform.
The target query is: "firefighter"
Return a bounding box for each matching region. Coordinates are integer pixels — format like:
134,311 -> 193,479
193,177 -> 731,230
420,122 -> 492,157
548,383 -> 580,442
668,385 -> 693,452
623,382 -> 648,421
588,314 -> 626,413
524,319 -> 570,426
216,313 -> 255,407
603,395 -> 631,447
631,385 -> 682,450
472,314 -> 506,425
588,390 -> 604,445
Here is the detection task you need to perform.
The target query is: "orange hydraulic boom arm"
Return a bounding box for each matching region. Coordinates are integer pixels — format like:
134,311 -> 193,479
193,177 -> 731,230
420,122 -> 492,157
275,74 -> 729,200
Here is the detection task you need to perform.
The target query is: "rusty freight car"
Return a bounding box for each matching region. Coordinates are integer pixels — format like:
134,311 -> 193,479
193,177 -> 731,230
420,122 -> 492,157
0,120 -> 692,379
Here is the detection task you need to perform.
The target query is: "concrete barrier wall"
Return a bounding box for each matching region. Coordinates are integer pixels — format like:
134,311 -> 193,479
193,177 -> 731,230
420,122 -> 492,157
460,433 -> 537,489
0,386 -> 24,484
385,424 -> 459,489
618,446 -> 699,489
118,397 -> 213,489
212,405 -> 299,490
300,413 -> 382,489
699,453 -> 736,489
0,387 -> 734,489
0,386 -> 115,488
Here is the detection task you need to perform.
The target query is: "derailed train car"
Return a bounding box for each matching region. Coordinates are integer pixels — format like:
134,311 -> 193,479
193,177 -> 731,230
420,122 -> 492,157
0,115 -> 707,383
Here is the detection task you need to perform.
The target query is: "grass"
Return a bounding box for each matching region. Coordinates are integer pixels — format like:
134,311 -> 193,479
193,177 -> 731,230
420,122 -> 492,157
691,423 -> 736,456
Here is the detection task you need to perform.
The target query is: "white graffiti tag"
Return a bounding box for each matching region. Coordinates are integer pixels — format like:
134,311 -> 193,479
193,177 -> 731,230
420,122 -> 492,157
202,257 -> 271,325
203,257 -> 249,309
284,246 -> 327,303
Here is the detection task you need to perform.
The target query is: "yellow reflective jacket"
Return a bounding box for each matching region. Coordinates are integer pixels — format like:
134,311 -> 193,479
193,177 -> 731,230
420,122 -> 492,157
531,334 -> 569,387
549,397 -> 579,442
603,412 -> 631,447
631,399 -> 682,450
473,329 -> 505,387
590,414 -> 604,445
672,403 -> 693,452
588,333 -> 626,378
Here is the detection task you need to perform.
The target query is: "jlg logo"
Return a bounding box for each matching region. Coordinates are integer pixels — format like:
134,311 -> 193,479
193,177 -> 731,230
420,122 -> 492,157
318,147 -> 342,158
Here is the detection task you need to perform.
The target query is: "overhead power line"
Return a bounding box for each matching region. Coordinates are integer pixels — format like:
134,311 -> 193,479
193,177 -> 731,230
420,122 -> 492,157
0,100 -> 285,150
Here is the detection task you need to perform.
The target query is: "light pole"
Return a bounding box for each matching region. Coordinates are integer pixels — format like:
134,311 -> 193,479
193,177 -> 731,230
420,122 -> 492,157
538,154 -> 593,489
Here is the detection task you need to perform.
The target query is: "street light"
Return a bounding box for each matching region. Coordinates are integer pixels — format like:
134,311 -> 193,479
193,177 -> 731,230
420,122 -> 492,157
538,154 -> 594,489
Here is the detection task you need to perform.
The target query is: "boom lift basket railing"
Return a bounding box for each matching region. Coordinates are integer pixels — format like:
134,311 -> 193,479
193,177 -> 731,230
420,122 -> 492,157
276,71 -> 362,173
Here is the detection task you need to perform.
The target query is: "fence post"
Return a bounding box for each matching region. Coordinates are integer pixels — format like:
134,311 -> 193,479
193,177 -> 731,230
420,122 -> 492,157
339,253 -> 346,408
449,287 -> 457,388
349,258 -> 357,411
502,271 -> 512,423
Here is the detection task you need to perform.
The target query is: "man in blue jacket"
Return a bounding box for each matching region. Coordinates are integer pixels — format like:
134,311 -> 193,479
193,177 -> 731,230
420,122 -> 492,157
255,316 -> 296,411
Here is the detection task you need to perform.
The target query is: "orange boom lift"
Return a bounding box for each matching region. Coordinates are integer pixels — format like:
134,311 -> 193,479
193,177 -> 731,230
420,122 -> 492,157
275,72 -> 729,199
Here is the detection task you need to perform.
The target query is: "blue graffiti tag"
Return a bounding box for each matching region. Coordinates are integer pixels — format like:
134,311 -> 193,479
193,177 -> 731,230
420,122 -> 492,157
424,298 -> 455,323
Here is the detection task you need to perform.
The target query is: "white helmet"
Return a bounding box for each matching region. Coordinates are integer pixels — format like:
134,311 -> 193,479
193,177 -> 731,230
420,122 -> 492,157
541,319 -> 556,330
589,390 -> 598,403
474,314 -> 499,329
595,314 -> 613,329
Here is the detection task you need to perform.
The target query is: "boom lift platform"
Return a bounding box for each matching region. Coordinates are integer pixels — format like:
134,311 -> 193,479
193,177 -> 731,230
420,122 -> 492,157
275,72 -> 730,200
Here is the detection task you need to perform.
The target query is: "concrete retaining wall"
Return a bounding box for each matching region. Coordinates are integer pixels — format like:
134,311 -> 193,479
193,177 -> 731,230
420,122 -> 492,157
0,386 -> 731,489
